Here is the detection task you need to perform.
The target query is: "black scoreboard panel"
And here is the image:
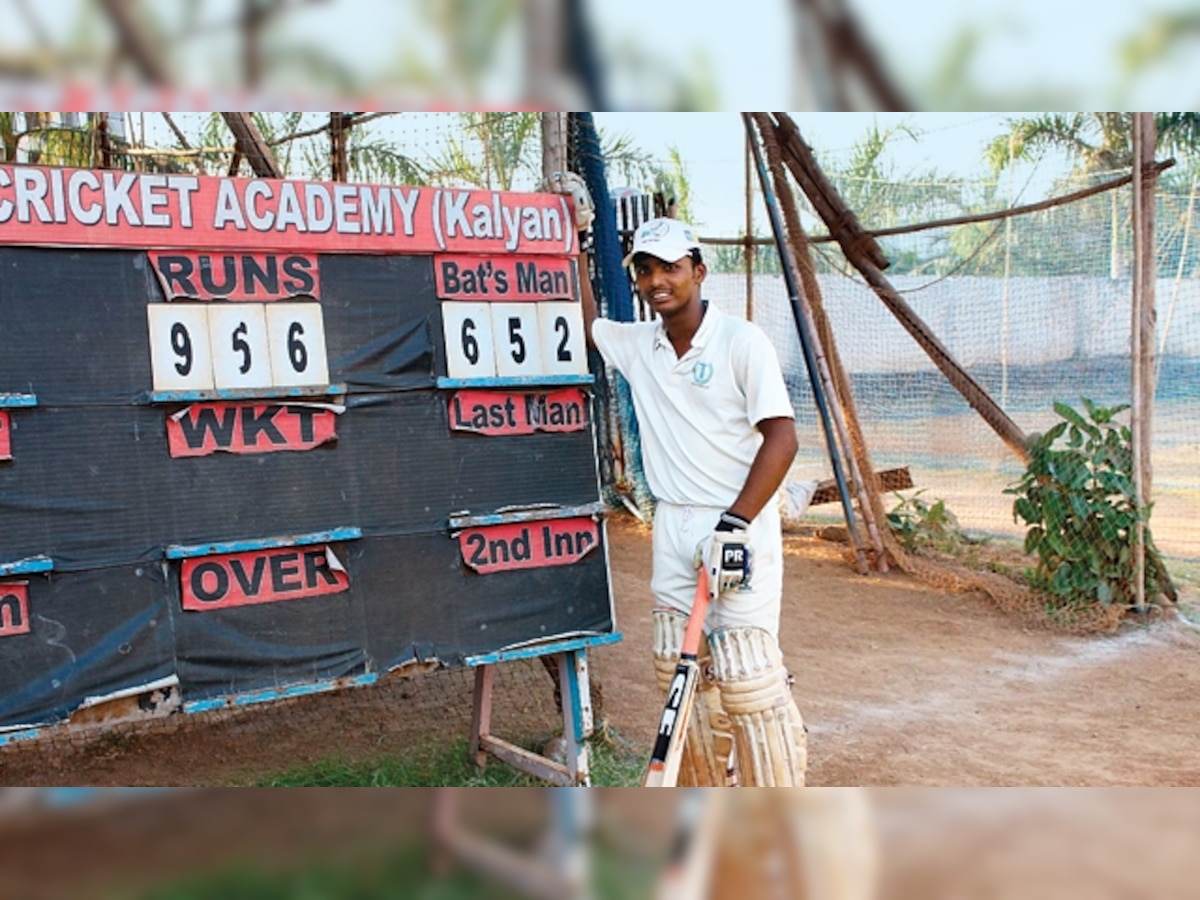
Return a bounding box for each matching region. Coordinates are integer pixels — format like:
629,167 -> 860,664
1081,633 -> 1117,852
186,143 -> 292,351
0,246 -> 612,727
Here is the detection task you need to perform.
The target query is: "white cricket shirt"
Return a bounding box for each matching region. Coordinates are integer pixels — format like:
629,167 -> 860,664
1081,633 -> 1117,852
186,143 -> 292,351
593,304 -> 795,508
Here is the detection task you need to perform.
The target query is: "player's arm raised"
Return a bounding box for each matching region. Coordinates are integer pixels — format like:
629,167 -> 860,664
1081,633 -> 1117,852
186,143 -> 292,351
576,249 -> 599,350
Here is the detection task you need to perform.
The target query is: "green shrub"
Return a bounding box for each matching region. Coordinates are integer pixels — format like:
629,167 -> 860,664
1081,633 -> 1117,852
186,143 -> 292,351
887,489 -> 964,555
1005,398 -> 1175,609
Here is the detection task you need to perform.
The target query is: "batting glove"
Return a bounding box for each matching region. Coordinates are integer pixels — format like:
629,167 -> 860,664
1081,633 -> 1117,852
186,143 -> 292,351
696,511 -> 752,601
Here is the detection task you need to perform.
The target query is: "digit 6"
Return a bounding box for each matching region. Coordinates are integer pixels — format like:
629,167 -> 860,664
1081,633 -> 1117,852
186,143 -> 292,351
462,318 -> 480,365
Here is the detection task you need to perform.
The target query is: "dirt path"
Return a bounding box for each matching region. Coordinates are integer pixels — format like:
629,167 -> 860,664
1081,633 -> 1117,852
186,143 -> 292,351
1,510 -> 1197,787
593,514 -> 1200,787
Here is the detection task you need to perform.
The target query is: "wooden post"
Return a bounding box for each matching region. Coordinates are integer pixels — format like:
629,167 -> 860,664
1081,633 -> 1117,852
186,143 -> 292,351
96,113 -> 113,170
1131,112 -> 1157,613
221,113 -> 282,178
330,113 -> 350,182
241,0 -> 267,88
541,112 -> 569,183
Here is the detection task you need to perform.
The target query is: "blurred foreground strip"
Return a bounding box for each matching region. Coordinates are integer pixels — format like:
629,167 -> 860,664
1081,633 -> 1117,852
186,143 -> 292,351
0,788 -> 1196,898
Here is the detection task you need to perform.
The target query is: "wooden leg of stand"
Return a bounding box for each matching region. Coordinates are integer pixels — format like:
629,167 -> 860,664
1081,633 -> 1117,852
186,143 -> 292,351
558,650 -> 592,786
470,665 -> 494,769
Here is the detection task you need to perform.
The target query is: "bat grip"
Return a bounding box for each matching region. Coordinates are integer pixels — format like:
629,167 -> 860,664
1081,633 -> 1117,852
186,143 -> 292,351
679,568 -> 710,658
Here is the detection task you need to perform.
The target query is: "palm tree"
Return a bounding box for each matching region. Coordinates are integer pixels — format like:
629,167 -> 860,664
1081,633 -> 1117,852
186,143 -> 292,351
821,122 -> 967,275
422,112 -> 541,191
986,113 -> 1200,277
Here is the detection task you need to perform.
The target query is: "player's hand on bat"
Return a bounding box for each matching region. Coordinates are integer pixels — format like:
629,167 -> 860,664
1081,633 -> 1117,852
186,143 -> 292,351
695,511 -> 752,601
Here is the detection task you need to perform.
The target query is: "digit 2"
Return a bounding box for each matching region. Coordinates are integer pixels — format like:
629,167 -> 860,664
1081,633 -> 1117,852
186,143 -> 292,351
555,316 -> 572,361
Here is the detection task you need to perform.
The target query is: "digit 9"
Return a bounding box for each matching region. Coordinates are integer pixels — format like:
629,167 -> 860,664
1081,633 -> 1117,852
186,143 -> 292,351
170,321 -> 193,375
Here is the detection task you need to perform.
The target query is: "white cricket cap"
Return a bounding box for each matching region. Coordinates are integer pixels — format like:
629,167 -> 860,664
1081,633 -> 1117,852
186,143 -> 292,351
621,217 -> 702,267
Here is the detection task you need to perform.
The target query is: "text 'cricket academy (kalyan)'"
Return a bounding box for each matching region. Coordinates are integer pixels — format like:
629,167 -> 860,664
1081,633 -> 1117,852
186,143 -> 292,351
0,164 -> 577,255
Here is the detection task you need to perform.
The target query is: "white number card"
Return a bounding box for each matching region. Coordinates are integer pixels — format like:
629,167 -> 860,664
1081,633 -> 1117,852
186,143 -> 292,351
265,303 -> 330,387
536,302 -> 587,376
442,302 -> 497,379
148,304 -> 215,391
207,304 -> 273,389
490,303 -> 543,378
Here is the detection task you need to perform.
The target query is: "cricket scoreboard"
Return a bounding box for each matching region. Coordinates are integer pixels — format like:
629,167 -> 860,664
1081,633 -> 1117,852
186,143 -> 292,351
0,164 -> 614,729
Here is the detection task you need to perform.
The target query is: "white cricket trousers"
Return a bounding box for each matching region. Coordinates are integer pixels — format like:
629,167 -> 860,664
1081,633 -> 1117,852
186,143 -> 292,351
650,499 -> 784,637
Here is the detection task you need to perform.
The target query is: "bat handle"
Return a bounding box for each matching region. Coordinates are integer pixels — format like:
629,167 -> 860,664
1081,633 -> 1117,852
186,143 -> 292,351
679,568 -> 709,659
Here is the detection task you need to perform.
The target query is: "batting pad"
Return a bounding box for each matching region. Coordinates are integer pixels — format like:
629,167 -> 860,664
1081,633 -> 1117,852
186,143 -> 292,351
710,626 -> 807,787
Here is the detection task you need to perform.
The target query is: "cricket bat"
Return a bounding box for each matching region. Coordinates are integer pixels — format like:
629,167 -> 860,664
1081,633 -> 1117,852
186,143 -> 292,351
643,568 -> 711,787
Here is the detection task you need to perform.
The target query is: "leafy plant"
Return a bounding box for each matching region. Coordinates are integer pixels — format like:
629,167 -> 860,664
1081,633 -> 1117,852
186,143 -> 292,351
1005,398 -> 1176,609
887,490 -> 964,554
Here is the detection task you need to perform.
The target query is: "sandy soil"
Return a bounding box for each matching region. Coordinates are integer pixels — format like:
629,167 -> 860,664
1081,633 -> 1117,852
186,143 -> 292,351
598,514 -> 1200,788
0,510 -> 1198,788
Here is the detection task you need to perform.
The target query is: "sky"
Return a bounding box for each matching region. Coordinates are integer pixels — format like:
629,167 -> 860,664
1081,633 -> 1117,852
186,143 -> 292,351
593,112 -> 1024,236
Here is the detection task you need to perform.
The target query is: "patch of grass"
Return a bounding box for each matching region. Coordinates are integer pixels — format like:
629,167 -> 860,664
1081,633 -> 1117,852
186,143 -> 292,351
246,728 -> 645,787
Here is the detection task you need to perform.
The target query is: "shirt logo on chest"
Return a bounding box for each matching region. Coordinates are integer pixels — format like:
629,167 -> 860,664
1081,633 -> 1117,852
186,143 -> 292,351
691,361 -> 713,387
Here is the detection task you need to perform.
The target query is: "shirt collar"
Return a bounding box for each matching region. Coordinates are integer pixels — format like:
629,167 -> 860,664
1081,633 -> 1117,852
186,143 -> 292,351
653,301 -> 717,351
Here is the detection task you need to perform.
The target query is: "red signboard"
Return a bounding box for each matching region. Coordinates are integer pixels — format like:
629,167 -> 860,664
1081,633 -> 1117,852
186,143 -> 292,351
0,582 -> 29,637
458,516 -> 599,574
434,254 -> 578,301
149,251 -> 320,301
448,388 -> 588,436
0,411 -> 9,460
0,165 -> 575,255
167,402 -> 339,458
181,545 -> 349,611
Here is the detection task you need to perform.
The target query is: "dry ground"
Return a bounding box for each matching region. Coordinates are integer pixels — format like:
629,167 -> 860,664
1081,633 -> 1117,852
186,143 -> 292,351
0,510 -> 1198,787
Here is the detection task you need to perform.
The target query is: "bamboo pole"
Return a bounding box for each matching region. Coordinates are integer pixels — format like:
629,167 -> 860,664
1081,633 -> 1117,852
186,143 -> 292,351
744,113 -> 872,575
771,113 -> 889,270
220,112 -> 281,179
769,112 -> 1030,463
1131,112 -> 1157,613
753,113 -> 889,572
